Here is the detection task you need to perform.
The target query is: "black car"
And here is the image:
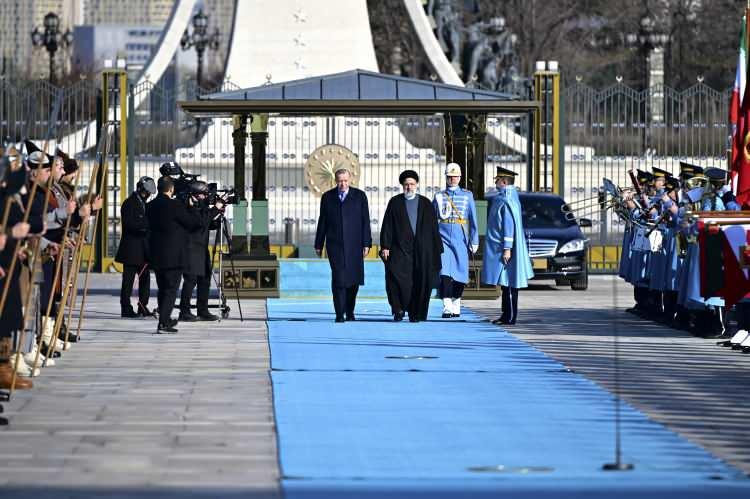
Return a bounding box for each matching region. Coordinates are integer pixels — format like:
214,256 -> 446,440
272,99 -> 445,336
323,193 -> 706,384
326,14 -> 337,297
519,192 -> 591,290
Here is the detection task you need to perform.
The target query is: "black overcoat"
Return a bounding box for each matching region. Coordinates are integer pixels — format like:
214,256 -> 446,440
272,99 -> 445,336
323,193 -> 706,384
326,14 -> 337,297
380,194 -> 443,319
115,192 -> 149,266
183,204 -> 220,277
146,194 -> 201,271
0,193 -> 25,335
314,187 -> 372,288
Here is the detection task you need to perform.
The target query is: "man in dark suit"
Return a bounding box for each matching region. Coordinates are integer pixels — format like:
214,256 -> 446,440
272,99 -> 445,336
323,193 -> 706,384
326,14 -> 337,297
116,176 -> 156,318
315,169 -> 372,322
147,176 -> 201,333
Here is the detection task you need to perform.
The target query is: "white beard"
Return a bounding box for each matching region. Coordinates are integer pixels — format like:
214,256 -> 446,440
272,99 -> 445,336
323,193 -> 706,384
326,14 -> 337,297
404,192 -> 417,200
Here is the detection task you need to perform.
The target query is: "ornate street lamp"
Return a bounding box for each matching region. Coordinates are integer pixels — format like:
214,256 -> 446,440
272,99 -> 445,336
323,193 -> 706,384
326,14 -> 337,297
180,9 -> 221,89
31,12 -> 73,84
625,8 -> 670,91
626,4 -> 670,151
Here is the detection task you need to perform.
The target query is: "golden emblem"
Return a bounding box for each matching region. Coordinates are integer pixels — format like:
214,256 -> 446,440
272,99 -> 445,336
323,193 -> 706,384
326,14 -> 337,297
304,144 -> 360,197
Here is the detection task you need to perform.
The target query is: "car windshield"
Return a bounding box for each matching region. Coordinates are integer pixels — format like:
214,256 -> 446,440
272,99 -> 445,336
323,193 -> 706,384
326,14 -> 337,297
520,196 -> 576,229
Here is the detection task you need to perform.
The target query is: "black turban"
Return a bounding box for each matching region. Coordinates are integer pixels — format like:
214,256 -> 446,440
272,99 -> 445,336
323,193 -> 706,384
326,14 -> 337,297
399,170 -> 419,184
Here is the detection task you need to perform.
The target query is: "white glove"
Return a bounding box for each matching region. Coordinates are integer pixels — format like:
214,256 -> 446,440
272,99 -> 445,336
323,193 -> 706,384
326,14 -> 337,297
470,244 -> 479,254
718,185 -> 732,196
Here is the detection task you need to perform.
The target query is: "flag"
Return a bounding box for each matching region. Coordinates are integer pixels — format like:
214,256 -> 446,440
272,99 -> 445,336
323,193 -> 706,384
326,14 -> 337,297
699,223 -> 750,310
730,14 -> 750,206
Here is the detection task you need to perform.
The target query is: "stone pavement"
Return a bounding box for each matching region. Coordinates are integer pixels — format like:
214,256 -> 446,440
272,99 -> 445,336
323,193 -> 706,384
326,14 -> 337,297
0,274 -> 280,498
468,275 -> 750,475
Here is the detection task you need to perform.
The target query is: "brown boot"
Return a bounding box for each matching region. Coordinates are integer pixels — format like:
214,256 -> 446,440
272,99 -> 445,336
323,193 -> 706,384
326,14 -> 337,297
0,338 -> 33,390
0,362 -> 33,390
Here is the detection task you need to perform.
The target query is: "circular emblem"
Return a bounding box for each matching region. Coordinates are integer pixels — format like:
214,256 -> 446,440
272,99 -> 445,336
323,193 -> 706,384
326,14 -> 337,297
744,132 -> 750,162
304,144 -> 360,197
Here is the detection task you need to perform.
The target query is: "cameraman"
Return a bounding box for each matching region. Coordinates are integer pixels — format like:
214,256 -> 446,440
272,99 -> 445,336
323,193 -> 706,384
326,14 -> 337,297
178,181 -> 223,321
147,175 -> 201,334
116,176 -> 156,318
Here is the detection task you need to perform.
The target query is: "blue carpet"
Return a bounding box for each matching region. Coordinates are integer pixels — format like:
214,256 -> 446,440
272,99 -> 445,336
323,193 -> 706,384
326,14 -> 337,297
280,260 -> 386,298
267,299 -> 750,498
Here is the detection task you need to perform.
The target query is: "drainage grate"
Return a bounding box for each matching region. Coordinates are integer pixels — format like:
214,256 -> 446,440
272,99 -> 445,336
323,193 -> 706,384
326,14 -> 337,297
384,355 -> 439,360
468,465 -> 554,474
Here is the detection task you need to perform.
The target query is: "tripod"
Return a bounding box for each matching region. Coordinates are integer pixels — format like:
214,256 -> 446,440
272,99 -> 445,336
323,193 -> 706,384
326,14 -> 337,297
209,212 -> 243,322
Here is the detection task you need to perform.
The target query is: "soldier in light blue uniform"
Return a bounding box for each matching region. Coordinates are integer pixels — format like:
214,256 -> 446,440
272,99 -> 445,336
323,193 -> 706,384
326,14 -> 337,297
645,167 -> 669,317
432,162 -> 478,318
626,170 -> 654,315
658,176 -> 682,324
482,167 -> 533,325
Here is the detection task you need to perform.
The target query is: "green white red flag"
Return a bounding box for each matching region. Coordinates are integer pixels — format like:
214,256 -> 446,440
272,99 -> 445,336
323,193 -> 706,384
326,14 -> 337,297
730,14 -> 750,207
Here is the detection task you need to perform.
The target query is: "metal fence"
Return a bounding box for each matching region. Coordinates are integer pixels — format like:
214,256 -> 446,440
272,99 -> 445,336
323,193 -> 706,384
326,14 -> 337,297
563,80 -> 732,245
1,76 -> 734,254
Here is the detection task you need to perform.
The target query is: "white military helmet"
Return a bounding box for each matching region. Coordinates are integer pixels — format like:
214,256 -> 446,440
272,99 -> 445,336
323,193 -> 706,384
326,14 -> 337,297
445,162 -> 462,177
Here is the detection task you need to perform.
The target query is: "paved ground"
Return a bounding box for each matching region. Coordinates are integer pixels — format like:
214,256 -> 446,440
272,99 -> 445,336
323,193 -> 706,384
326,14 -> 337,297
0,274 -> 280,498
468,275 -> 750,475
2,272 -> 749,497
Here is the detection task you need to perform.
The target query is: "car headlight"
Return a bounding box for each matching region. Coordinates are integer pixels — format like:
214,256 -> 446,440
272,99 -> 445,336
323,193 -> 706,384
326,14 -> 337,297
558,239 -> 586,254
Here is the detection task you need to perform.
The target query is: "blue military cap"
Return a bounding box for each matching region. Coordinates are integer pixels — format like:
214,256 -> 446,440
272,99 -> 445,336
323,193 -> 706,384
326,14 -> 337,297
494,166 -> 518,179
704,167 -> 728,183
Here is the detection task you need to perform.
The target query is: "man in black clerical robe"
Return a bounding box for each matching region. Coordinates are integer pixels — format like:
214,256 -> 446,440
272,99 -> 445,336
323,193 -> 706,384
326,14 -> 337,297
380,170 -> 443,322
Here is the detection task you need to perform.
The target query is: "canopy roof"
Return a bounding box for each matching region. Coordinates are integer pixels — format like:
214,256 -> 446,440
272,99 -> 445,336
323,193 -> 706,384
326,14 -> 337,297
179,69 -> 540,116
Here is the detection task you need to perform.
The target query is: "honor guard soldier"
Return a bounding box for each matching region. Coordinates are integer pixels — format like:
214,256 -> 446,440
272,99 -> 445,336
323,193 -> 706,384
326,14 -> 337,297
482,167 -> 533,325
432,163 -> 478,318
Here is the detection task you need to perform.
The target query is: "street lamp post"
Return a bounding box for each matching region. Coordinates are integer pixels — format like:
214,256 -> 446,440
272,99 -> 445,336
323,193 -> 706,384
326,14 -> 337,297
626,4 -> 669,152
180,9 -> 221,89
31,12 -> 73,84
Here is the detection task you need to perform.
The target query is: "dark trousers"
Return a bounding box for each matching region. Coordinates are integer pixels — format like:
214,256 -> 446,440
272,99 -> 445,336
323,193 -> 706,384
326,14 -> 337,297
332,284 -> 359,319
40,259 -> 57,319
120,264 -> 150,313
438,276 -> 465,299
736,302 -> 750,331
155,269 -> 181,326
662,291 -> 678,322
179,273 -> 210,315
501,286 -> 519,323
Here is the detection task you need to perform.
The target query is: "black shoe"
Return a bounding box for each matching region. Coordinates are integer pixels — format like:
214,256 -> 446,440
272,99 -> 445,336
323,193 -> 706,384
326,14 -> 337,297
138,307 -> 156,319
742,346 -> 750,353
345,314 -> 356,321
335,316 -> 345,323
178,312 -> 198,322
41,344 -> 62,358
121,309 -> 140,319
393,311 -> 404,322
168,318 -> 178,327
156,323 -> 178,334
441,312 -> 453,319
57,330 -> 77,343
408,316 -> 419,323
451,313 -> 461,318
197,312 -> 219,321
492,317 -> 509,325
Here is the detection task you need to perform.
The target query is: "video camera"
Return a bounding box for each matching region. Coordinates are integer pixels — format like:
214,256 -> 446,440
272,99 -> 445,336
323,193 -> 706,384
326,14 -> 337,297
207,182 -> 238,207
159,162 -> 237,207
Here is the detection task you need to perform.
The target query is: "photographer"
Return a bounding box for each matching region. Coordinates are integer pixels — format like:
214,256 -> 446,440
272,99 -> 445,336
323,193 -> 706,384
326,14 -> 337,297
178,181 -> 223,322
147,175 -> 201,334
116,176 -> 156,318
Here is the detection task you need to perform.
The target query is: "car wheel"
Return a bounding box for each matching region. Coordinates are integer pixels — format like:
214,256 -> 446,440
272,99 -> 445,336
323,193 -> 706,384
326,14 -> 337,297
571,271 -> 588,291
